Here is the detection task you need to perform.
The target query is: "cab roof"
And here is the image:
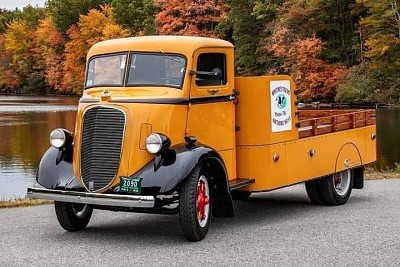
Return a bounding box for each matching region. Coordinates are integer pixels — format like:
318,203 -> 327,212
87,36 -> 234,59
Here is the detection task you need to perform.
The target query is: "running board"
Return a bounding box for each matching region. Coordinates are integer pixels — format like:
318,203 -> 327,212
229,178 -> 255,190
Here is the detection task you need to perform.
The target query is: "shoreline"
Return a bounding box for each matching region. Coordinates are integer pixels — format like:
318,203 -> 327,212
1,170 -> 398,209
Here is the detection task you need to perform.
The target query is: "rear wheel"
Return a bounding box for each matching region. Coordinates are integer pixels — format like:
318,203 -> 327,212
305,179 -> 325,205
54,202 -> 93,231
179,165 -> 211,241
319,169 -> 353,205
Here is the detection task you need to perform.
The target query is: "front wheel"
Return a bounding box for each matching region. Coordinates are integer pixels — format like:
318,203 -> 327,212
179,164 -> 211,241
54,202 -> 93,231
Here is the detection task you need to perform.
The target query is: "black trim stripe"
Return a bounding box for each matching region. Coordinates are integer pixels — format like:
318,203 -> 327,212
110,98 -> 189,104
108,95 -> 235,105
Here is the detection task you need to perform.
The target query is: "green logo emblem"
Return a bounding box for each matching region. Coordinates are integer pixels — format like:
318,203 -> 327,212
276,94 -> 287,109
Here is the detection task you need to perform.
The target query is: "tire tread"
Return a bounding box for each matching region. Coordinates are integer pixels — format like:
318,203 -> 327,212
54,202 -> 93,231
179,165 -> 210,241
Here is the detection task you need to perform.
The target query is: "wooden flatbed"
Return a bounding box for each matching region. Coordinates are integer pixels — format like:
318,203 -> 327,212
298,109 -> 376,138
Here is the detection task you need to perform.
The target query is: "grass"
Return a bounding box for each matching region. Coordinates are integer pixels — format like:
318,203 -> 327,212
365,162 -> 400,180
0,198 -> 53,209
1,166 -> 399,209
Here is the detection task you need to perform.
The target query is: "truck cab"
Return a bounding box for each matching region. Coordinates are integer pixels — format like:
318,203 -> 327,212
28,36 -> 376,241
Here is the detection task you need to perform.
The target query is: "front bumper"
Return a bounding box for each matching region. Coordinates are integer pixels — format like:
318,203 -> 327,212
27,187 -> 155,208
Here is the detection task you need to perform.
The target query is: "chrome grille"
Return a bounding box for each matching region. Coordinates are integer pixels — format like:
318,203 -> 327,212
81,106 -> 125,192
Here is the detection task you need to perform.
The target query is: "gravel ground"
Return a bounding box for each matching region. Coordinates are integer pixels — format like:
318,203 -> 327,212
1,179 -> 399,267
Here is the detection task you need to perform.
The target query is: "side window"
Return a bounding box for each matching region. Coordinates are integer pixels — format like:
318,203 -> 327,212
196,53 -> 227,86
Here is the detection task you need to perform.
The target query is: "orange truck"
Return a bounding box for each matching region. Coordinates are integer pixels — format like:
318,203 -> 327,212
27,36 -> 376,241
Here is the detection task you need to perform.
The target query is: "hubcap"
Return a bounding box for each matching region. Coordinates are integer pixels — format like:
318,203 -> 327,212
333,170 -> 351,197
196,175 -> 210,227
72,204 -> 90,218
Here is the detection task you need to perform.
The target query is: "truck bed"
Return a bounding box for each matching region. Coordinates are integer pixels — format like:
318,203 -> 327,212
297,109 -> 376,139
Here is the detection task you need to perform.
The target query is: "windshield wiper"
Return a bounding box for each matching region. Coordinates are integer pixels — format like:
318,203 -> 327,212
159,50 -> 182,62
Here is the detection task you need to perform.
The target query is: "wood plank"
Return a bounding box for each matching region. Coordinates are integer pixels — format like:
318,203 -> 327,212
298,109 -> 376,139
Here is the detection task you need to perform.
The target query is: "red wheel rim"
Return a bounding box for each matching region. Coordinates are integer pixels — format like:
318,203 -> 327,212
196,175 -> 210,227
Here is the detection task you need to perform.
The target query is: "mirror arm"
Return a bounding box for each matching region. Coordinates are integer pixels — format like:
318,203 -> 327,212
189,70 -> 218,76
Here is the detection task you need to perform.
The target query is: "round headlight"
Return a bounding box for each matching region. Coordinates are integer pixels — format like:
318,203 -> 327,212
146,134 -> 163,154
50,129 -> 66,148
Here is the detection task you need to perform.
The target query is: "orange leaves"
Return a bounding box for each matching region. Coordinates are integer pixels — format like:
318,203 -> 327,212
4,20 -> 34,65
268,26 -> 348,101
35,17 -> 65,91
155,0 -> 228,37
62,5 -> 130,94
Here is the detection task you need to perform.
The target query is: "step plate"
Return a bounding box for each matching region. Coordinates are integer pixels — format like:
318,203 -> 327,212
229,178 -> 255,190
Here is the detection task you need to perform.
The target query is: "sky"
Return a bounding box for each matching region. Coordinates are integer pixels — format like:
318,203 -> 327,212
0,0 -> 46,10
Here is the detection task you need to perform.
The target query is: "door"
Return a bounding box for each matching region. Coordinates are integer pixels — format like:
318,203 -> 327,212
186,48 -> 236,179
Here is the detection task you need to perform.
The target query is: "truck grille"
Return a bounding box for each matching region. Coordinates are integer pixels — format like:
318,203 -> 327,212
81,106 -> 125,192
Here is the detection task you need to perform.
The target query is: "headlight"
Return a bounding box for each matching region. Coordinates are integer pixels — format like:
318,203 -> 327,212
50,128 -> 73,149
146,133 -> 171,154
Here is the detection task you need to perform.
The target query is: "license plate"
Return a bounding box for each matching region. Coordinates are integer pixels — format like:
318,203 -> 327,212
119,177 -> 142,194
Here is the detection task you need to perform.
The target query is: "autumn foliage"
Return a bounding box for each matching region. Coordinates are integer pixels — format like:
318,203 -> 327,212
268,26 -> 348,101
0,0 -> 399,104
63,5 -> 129,94
35,17 -> 65,91
155,0 -> 228,37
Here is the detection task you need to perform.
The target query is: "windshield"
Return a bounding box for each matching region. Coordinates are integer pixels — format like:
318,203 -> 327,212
127,53 -> 186,88
85,52 -> 186,89
86,53 -> 127,87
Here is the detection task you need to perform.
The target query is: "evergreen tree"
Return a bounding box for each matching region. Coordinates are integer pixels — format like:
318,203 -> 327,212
112,0 -> 156,35
47,0 -> 112,33
217,0 -> 282,75
317,0 -> 363,66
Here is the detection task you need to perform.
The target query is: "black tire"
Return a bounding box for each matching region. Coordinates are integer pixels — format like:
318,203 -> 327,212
54,202 -> 93,231
179,164 -> 211,241
231,190 -> 252,201
319,169 -> 354,206
305,179 -> 325,205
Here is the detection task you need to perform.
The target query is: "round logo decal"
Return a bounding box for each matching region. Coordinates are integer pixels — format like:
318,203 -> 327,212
276,94 -> 287,109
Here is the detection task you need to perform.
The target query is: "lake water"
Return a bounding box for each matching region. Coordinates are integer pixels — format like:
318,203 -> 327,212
0,96 -> 78,200
0,96 -> 398,200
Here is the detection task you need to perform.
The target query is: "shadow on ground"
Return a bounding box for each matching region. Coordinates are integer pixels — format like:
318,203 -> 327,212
51,186 -> 371,244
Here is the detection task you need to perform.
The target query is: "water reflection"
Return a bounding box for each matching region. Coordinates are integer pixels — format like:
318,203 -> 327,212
0,96 -> 399,200
0,96 -> 78,200
376,109 -> 400,170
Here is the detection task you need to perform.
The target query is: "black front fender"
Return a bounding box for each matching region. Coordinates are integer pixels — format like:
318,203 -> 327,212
130,144 -> 218,194
127,143 -> 234,218
36,147 -> 82,190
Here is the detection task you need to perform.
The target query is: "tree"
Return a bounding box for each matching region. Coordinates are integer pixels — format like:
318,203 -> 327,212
112,0 -> 156,35
155,0 -> 229,37
216,0 -> 282,75
0,35 -> 21,93
361,0 -> 400,63
336,63 -> 387,104
0,8 -> 21,34
20,5 -> 46,29
316,0 -> 361,66
62,5 -> 130,94
268,26 -> 348,101
47,0 -> 112,33
336,0 -> 400,103
4,20 -> 36,93
36,17 -> 65,92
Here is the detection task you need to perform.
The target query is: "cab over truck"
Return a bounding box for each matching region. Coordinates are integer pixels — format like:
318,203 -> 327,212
27,36 -> 377,241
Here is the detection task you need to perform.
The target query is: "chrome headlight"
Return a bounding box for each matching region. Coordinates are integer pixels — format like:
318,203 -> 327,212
145,133 -> 171,154
50,128 -> 73,149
